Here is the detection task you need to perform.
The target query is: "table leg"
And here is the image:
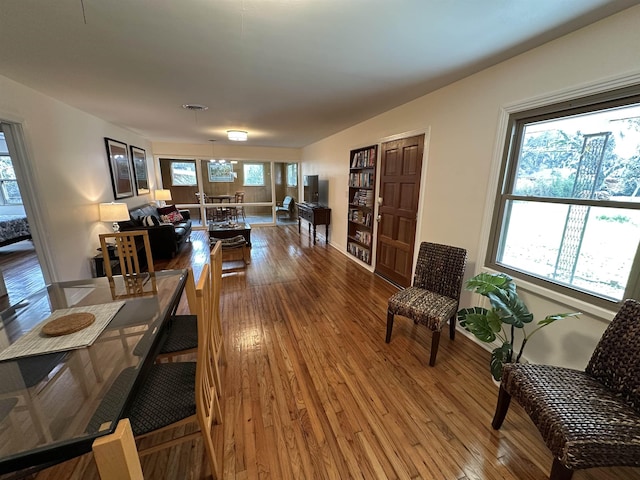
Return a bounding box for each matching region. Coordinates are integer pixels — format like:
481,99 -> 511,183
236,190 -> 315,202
93,418 -> 144,480
313,225 -> 317,245
298,218 -> 301,234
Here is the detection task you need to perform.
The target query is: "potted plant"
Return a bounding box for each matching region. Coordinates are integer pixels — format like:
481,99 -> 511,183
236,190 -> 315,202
457,272 -> 580,381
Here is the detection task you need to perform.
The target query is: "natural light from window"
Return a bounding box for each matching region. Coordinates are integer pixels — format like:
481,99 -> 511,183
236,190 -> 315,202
495,102 -> 640,302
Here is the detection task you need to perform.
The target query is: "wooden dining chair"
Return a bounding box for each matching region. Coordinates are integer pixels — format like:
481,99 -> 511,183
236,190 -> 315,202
153,268 -> 199,363
155,241 -> 226,366
99,230 -> 156,297
89,264 -> 223,478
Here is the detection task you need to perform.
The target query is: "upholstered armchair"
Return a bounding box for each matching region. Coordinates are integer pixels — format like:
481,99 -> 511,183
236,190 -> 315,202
492,298 -> 640,479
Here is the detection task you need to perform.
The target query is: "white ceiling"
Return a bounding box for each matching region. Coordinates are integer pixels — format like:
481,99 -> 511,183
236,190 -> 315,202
0,0 -> 636,148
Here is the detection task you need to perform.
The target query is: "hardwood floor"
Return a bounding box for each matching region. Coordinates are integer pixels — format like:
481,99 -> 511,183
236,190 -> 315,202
31,227 -> 640,479
0,240 -> 44,310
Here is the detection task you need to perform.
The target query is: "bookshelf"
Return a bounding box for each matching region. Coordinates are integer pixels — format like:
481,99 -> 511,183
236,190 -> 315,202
347,144 -> 377,264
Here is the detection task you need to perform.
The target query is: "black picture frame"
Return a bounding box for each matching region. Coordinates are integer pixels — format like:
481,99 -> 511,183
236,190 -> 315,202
130,145 -> 150,195
104,138 -> 134,199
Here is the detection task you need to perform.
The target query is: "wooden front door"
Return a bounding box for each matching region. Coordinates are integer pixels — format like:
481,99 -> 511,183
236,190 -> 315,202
374,134 -> 424,287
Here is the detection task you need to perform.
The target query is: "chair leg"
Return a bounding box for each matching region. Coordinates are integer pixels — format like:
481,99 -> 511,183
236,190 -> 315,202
491,384 -> 512,429
550,458 -> 574,480
385,311 -> 394,343
429,330 -> 441,366
449,314 -> 456,340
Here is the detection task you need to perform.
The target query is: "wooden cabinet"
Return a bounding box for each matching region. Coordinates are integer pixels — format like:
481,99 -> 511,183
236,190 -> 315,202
347,145 -> 377,264
298,203 -> 331,245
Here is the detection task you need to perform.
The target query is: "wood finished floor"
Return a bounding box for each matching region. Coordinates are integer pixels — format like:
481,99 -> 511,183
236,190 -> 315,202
0,240 -> 45,311
29,227 -> 640,479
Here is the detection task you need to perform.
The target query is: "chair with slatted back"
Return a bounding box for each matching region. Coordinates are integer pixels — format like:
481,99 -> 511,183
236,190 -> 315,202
232,191 -> 245,221
153,268 -> 199,362
209,241 -> 226,394
88,264 -> 223,479
99,231 -> 156,297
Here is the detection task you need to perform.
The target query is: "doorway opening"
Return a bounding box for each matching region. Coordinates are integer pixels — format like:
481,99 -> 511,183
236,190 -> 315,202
0,125 -> 45,305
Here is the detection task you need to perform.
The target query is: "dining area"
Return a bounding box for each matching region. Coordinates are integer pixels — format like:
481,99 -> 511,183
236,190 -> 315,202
0,232 -> 225,479
196,192 -> 246,224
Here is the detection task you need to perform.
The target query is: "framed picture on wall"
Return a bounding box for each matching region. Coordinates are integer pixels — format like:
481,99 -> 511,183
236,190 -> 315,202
130,145 -> 150,195
104,138 -> 134,199
208,162 -> 235,182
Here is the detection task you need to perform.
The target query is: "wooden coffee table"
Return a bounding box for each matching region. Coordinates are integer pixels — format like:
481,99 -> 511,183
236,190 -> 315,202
208,222 -> 251,247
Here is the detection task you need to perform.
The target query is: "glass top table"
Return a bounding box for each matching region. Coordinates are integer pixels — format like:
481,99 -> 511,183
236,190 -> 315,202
0,269 -> 187,475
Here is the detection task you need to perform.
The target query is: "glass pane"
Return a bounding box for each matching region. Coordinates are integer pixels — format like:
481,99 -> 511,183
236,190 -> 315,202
170,162 -> 196,186
0,156 -> 16,180
498,200 -> 640,301
513,103 -> 640,202
1,180 -> 22,204
286,163 -> 297,187
243,164 -> 265,186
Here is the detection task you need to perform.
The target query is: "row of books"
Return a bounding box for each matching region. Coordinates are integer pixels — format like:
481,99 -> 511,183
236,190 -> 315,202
353,229 -> 372,246
347,241 -> 371,263
350,147 -> 377,168
351,189 -> 373,207
349,172 -> 374,188
348,208 -> 372,227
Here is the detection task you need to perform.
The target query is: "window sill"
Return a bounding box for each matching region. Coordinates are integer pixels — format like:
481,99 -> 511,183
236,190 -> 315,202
480,267 -> 617,323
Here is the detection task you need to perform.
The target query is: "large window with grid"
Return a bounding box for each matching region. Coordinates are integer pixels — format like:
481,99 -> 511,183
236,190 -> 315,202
488,87 -> 640,306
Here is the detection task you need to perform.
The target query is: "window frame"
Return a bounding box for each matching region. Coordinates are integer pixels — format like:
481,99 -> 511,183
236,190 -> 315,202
486,84 -> 640,308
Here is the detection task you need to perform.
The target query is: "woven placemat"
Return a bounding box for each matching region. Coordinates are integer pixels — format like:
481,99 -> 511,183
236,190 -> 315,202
42,312 -> 96,337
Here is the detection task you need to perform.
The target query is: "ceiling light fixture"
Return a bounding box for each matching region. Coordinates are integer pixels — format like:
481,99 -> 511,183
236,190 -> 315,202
227,130 -> 248,141
182,104 -> 209,111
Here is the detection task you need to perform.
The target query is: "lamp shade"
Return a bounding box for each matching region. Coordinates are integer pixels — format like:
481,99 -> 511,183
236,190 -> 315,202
99,202 -> 129,222
155,189 -> 172,201
227,130 -> 248,141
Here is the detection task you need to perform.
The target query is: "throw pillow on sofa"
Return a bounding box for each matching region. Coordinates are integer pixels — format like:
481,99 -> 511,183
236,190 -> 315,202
139,215 -> 159,226
157,205 -> 184,223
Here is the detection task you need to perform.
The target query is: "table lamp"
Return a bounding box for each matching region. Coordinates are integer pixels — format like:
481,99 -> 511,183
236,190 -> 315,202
99,202 -> 129,232
155,189 -> 172,207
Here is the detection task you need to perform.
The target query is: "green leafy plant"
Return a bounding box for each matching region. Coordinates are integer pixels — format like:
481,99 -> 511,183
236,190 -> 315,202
457,272 -> 580,381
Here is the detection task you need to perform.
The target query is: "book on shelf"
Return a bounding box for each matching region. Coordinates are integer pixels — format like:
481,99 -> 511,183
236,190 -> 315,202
350,147 -> 377,169
351,189 -> 373,207
348,171 -> 374,188
354,229 -> 372,246
347,241 -> 371,263
348,209 -> 372,227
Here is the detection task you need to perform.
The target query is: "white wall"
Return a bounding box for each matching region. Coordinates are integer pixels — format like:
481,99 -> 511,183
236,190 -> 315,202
0,75 -> 155,281
301,5 -> 640,370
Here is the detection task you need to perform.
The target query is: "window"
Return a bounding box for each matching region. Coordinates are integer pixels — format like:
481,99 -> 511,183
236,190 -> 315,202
170,161 -> 196,186
243,163 -> 264,186
286,163 -> 298,187
0,134 -> 22,205
489,88 -> 640,305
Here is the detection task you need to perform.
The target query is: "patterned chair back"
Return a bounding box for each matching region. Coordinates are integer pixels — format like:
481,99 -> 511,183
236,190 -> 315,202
586,298 -> 640,411
413,242 -> 467,301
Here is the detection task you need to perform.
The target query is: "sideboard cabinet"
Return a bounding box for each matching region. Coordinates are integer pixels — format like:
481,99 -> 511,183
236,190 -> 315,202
298,203 -> 331,245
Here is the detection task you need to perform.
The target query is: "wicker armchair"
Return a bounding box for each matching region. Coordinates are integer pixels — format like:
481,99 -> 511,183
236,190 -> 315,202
492,298 -> 640,480
385,242 -> 467,366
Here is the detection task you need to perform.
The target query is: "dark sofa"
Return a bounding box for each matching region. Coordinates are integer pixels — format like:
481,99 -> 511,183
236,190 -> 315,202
118,203 -> 192,259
